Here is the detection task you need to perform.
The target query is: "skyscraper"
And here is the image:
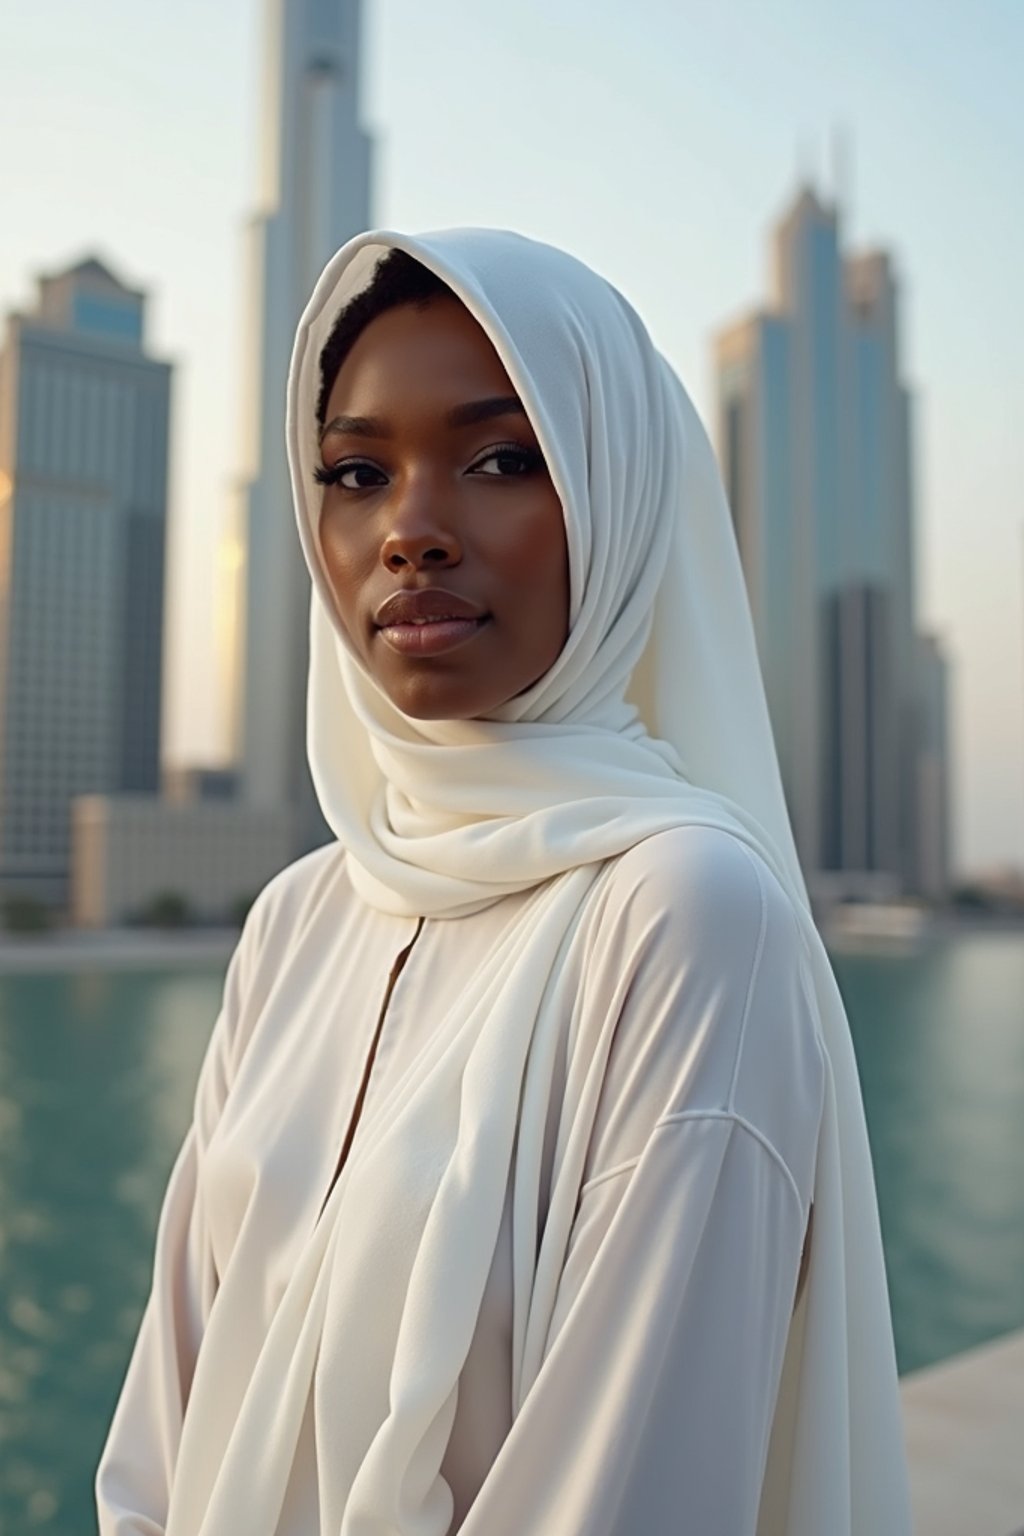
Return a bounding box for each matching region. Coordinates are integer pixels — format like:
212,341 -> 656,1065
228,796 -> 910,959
232,0 -> 372,854
715,182 -> 949,896
0,257 -> 171,908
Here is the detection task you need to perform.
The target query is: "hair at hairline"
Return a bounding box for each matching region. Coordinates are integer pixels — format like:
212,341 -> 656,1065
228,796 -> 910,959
316,249 -> 456,426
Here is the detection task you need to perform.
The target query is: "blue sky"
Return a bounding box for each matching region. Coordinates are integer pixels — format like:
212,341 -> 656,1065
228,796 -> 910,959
1,0 -> 1021,872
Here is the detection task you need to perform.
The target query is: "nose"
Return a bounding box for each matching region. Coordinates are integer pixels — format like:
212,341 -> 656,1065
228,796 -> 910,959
381,486 -> 462,573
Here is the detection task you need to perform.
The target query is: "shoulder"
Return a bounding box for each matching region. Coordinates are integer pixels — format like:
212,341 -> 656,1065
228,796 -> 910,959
597,824 -> 806,969
244,840 -> 346,933
208,841 -> 351,1076
575,826 -> 824,1178
231,841 -> 347,995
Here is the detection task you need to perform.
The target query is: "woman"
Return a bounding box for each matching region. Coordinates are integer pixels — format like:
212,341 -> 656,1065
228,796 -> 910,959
96,228 -> 911,1534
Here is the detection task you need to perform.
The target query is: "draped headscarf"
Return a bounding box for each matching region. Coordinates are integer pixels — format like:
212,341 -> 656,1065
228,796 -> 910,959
166,228 -> 910,1535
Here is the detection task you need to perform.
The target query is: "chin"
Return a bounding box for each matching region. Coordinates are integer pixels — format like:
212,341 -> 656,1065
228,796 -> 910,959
383,678 -> 500,723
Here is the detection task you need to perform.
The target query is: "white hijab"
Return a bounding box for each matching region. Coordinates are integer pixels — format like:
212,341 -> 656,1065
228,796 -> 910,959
166,228 -> 910,1534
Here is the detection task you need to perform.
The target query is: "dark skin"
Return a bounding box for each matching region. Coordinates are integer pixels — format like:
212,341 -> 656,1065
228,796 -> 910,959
316,296 -> 570,721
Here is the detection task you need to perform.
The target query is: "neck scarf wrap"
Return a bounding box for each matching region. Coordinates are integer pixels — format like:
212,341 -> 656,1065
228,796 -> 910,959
166,229 -> 910,1535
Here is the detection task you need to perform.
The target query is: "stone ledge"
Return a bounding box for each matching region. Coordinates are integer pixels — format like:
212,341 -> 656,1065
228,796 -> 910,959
902,1327 -> 1024,1536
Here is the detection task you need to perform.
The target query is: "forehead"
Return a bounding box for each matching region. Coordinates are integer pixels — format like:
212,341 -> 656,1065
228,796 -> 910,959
326,296 -> 515,415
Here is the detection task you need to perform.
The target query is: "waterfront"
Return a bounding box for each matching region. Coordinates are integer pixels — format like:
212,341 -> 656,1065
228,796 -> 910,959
0,928 -> 1022,1532
840,932 -> 1024,1375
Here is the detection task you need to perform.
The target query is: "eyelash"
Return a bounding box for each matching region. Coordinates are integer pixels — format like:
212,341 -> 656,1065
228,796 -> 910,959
313,442 -> 544,490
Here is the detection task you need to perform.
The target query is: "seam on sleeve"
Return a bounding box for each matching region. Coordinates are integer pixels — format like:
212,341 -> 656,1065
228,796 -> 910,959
725,842 -> 769,1110
576,1112 -> 805,1212
653,1109 -> 803,1212
577,1155 -> 643,1199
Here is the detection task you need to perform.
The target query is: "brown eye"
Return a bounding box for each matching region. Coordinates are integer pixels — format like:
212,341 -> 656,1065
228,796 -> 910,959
469,445 -> 543,477
313,459 -> 388,490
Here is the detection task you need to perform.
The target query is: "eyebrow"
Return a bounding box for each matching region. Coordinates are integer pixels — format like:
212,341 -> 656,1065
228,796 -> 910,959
319,395 -> 527,445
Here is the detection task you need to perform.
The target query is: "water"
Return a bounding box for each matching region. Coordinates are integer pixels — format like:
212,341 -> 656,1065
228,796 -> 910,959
0,967 -> 222,1533
834,933 -> 1024,1376
1,932 -> 1023,1533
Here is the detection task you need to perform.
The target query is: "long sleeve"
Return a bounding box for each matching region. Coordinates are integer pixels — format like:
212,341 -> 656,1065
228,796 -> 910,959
459,825 -> 826,1536
94,923 -> 254,1536
459,1114 -> 808,1536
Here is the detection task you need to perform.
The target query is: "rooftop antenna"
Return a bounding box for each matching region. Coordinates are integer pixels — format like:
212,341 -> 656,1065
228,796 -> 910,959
831,121 -> 854,234
795,130 -> 817,195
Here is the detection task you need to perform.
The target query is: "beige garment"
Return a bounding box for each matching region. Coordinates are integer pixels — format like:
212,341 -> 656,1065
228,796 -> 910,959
96,822 -> 824,1534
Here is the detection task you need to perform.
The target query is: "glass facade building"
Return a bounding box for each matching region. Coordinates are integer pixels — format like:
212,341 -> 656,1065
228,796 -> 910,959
0,258 -> 171,908
715,185 -> 950,896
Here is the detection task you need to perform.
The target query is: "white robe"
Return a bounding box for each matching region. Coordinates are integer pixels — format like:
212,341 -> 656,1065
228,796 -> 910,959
96,822 -> 826,1534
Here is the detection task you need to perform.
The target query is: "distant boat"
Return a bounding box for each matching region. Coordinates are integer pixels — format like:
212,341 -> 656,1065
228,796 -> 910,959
824,901 -> 931,953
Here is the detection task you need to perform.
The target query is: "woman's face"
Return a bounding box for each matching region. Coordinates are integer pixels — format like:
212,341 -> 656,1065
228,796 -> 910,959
316,295 -> 570,721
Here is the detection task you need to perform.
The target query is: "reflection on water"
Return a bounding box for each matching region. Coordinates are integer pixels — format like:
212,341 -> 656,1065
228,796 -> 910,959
0,932 -> 1023,1533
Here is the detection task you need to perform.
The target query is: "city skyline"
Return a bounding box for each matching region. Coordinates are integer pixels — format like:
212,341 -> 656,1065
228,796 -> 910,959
0,0 -> 1020,875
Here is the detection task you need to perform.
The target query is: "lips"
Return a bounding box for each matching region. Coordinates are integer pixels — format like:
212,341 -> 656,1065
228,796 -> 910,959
373,588 -> 486,627
373,587 -> 489,658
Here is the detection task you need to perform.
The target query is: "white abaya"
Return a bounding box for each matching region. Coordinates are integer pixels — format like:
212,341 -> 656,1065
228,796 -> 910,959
96,226 -> 911,1535
97,828 -> 824,1534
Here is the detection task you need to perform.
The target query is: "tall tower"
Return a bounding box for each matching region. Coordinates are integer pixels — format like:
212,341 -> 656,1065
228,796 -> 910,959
714,180 -> 945,896
0,257 -> 171,908
774,187 -> 847,876
235,0 -> 371,853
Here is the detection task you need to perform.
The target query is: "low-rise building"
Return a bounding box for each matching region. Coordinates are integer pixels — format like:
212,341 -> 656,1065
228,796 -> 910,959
70,794 -> 299,927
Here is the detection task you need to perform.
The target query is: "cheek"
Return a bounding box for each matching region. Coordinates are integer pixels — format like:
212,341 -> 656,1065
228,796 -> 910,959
317,516 -> 373,634
319,514 -> 366,592
525,498 -> 570,623
485,493 -> 567,591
